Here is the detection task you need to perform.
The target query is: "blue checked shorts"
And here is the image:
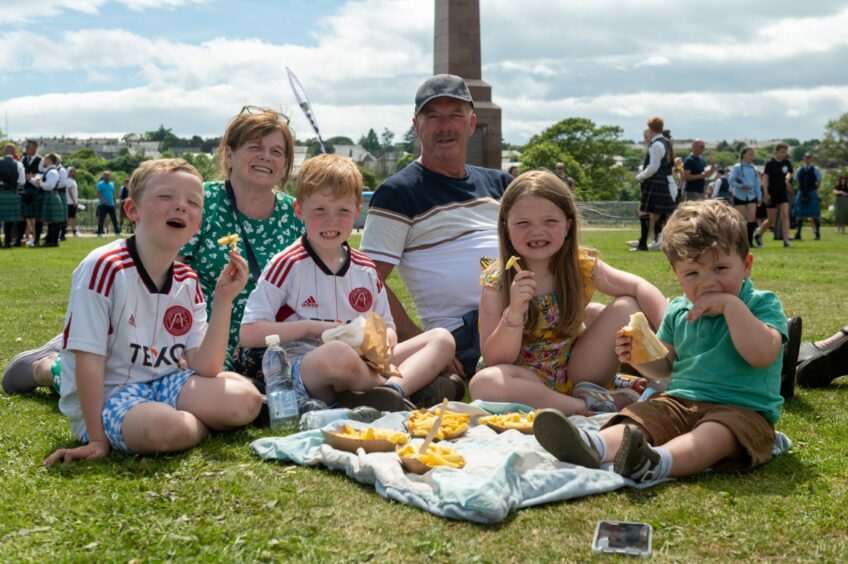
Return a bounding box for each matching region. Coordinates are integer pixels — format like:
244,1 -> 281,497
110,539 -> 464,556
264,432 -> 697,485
82,369 -> 195,455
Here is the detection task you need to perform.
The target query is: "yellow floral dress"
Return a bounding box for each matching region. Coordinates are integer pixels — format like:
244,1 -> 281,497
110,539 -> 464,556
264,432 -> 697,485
479,253 -> 596,394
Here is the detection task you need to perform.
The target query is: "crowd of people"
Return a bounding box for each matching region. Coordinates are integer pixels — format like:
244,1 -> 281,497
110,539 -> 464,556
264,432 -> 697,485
630,121 -> 839,252
2,75 -> 846,486
0,139 -> 140,248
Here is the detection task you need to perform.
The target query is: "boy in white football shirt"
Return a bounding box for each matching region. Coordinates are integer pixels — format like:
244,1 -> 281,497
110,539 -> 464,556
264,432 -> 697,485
240,154 -> 460,410
45,159 -> 261,467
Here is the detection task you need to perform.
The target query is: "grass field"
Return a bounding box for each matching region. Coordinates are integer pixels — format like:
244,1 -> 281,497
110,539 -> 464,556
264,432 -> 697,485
1,230 -> 847,561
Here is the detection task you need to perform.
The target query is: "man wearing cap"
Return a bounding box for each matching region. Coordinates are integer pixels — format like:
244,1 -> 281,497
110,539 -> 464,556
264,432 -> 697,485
361,74 -> 512,381
793,153 -> 822,240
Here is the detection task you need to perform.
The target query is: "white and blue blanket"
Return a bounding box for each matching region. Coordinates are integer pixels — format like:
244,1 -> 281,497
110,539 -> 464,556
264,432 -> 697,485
250,401 -> 792,525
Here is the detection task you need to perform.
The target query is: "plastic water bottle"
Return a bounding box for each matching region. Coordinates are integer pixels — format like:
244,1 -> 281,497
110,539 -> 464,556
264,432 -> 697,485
263,334 -> 299,432
299,406 -> 382,431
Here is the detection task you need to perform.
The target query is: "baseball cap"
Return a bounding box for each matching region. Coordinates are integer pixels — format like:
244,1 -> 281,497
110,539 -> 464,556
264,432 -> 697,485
414,74 -> 474,115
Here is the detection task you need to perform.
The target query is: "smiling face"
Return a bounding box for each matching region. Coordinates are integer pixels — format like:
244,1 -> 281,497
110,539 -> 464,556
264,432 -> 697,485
505,194 -> 572,265
413,97 -> 476,176
126,171 -> 204,250
294,188 -> 359,257
672,249 -> 752,303
226,130 -> 287,191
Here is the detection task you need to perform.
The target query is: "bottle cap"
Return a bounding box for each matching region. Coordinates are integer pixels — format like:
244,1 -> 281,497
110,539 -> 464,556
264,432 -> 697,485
265,334 -> 280,347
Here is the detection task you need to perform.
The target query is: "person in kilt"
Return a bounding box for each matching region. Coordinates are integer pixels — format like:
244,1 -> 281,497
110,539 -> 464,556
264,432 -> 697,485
20,140 -> 43,246
1,143 -> 25,247
36,154 -> 66,248
633,117 -> 677,251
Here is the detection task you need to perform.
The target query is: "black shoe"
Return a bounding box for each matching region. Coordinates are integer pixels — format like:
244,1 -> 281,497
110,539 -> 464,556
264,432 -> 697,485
613,425 -> 662,482
780,317 -> 802,399
754,234 -> 763,248
533,408 -> 601,468
793,234 -> 802,240
796,325 -> 848,387
629,245 -> 649,252
408,373 -> 465,408
336,387 -> 415,412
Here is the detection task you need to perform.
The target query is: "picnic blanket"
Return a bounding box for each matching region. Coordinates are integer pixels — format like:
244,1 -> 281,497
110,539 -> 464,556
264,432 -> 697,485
250,401 -> 793,525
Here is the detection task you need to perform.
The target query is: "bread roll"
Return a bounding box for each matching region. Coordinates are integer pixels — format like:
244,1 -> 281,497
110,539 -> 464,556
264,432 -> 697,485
621,312 -> 668,364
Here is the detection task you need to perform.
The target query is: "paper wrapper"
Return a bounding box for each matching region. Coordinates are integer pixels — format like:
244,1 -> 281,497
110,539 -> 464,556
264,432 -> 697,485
321,311 -> 400,376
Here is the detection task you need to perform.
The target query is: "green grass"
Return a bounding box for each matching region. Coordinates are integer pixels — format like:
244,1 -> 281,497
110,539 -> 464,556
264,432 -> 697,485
2,230 -> 848,561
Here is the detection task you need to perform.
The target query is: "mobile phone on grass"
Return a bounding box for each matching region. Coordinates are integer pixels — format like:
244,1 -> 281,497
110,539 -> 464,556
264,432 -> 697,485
592,520 -> 652,557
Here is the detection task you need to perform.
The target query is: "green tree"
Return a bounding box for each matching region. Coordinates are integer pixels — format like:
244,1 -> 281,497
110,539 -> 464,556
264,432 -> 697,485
65,147 -> 107,180
144,125 -> 180,151
182,153 -> 216,181
325,136 -> 354,147
358,165 -> 378,190
380,128 -> 395,152
821,113 -> 848,168
395,152 -> 414,172
401,126 -> 416,153
358,128 -> 381,155
106,148 -> 150,175
520,117 -> 626,200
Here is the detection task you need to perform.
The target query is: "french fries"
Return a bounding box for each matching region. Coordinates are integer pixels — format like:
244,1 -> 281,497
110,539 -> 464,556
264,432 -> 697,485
479,411 -> 537,432
397,443 -> 466,469
505,255 -> 522,272
332,424 -> 409,445
405,408 -> 470,440
217,233 -> 240,251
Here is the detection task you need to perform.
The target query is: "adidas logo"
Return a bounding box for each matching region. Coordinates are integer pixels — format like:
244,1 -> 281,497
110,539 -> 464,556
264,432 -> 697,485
301,296 -> 318,308
128,314 -> 136,327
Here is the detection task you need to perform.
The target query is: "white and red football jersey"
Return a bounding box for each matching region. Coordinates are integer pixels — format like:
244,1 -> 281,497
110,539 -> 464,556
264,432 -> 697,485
242,236 -> 393,356
58,237 -> 207,439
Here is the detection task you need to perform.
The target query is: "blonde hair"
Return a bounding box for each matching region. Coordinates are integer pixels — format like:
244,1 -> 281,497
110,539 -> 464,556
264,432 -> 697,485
661,200 -> 748,265
128,158 -> 203,201
217,108 -> 295,188
295,154 -> 363,207
498,170 -> 583,338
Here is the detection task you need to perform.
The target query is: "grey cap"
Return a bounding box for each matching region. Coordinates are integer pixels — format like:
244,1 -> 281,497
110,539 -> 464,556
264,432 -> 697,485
414,74 -> 474,115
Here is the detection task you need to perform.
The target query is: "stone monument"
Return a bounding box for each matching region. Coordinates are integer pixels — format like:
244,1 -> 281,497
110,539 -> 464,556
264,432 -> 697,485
433,0 -> 502,170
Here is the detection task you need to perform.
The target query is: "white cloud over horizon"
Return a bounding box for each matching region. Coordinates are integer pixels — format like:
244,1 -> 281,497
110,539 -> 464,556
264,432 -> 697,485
2,0 -> 847,145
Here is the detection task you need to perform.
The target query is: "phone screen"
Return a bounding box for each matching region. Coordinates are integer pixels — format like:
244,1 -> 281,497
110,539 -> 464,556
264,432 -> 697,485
592,520 -> 652,556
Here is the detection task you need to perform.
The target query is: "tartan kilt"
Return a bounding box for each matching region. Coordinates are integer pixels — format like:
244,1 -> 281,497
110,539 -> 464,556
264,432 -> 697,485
20,185 -> 39,218
640,177 -> 678,214
39,189 -> 67,222
0,190 -> 22,222
793,191 -> 820,218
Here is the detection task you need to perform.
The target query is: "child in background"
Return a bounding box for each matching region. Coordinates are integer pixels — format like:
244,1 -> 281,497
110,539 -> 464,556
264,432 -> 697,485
535,200 -> 787,482
469,170 -> 667,415
239,154 -> 459,412
45,159 -> 261,467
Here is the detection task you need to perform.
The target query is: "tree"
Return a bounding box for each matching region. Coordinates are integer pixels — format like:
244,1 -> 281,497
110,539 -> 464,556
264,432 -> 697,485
821,112 -> 848,168
144,125 -> 180,151
401,125 -> 416,153
520,117 -> 627,200
325,136 -> 354,147
380,128 -> 395,152
182,153 -> 217,180
395,152 -> 414,172
358,128 -> 381,155
106,148 -> 150,175
357,165 -> 378,190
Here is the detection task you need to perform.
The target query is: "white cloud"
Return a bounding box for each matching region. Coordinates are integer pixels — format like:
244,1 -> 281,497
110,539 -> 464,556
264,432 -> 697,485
634,56 -> 670,68
0,0 -> 206,24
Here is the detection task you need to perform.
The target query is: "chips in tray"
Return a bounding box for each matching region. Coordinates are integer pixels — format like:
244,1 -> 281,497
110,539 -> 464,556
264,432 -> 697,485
479,411 -> 537,435
397,442 -> 466,474
322,424 -> 409,454
405,408 -> 470,441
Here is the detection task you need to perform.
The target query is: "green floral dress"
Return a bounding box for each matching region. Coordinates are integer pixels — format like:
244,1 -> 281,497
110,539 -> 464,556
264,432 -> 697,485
479,253 -> 596,394
179,181 -> 304,367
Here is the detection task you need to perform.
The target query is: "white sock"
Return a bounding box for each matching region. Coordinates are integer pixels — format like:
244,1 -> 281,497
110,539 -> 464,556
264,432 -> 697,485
651,446 -> 672,480
580,429 -> 608,461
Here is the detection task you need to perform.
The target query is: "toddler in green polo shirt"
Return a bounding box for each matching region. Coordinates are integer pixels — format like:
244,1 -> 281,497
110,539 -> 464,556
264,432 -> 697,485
534,199 -> 787,482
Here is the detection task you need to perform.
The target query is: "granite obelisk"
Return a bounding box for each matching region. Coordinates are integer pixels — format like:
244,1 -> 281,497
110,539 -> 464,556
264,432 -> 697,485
434,0 -> 502,170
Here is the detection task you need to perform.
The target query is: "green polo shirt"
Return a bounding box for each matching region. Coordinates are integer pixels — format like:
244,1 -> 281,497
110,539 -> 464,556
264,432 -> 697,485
657,278 -> 787,423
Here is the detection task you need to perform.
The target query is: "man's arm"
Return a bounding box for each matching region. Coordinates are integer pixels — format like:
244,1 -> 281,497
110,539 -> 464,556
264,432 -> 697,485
374,260 -> 422,341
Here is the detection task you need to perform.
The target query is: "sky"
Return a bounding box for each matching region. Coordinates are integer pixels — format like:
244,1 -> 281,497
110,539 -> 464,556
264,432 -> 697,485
3,0 -> 848,146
